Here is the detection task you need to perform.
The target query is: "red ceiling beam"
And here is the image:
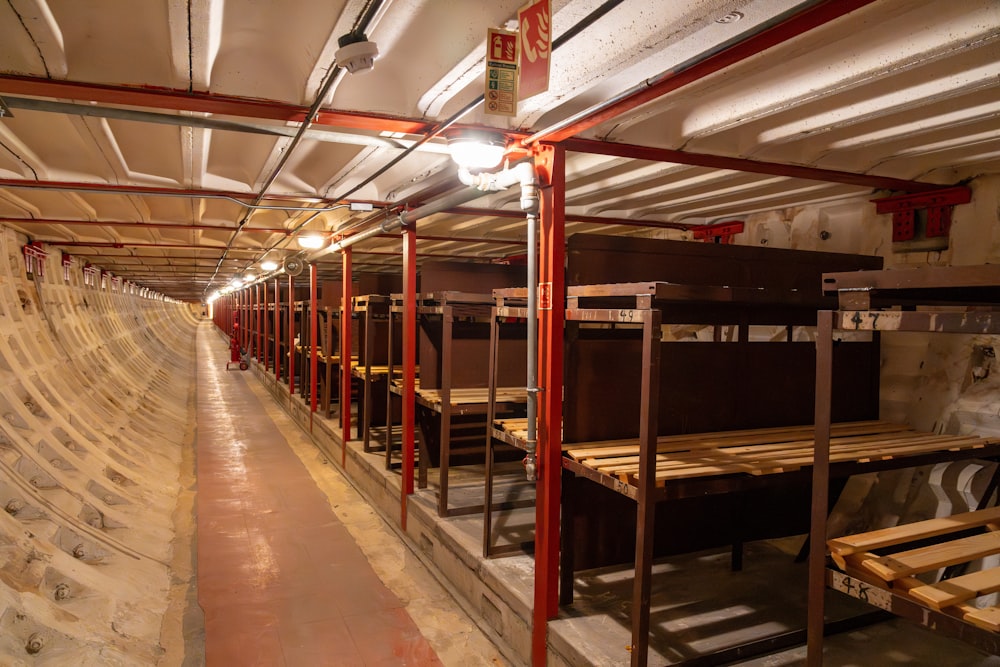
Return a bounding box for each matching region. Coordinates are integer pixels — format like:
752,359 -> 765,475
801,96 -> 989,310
563,137 -> 943,194
0,177 -> 387,206
43,241 -> 259,250
0,74 -> 433,135
2,217 -> 291,234
524,0 -> 880,147
375,233 -> 525,246
448,206 -> 693,230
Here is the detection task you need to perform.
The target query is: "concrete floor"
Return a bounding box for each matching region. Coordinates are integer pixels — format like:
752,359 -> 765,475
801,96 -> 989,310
210,324 -> 509,665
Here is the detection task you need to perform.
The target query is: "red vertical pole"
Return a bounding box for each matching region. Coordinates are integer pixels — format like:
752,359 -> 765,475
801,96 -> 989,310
237,289 -> 243,347
249,285 -> 255,359
341,247 -> 353,463
274,278 -> 282,383
310,263 -> 319,418
256,282 -> 263,361
533,144 -> 565,666
242,288 -> 248,351
288,274 -> 296,394
263,282 -> 270,370
401,225 -> 417,529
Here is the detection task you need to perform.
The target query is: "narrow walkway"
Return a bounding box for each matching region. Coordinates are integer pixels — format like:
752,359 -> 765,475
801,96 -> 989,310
196,324 -> 443,666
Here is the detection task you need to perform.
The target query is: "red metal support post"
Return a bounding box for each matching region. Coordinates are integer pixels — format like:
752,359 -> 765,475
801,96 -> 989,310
256,282 -> 263,361
341,247 -> 353,465
401,224 -> 418,530
288,274 -> 296,395
248,285 -> 255,360
260,283 -> 271,373
274,278 -> 281,383
310,263 -> 319,420
533,144 -> 566,666
244,289 -> 249,351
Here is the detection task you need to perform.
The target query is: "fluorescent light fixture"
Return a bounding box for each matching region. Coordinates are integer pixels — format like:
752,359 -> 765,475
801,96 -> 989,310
350,202 -> 374,212
261,260 -> 279,272
447,130 -> 506,170
297,234 -> 327,249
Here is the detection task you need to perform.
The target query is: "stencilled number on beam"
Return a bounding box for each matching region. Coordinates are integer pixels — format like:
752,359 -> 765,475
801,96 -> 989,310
831,572 -> 892,611
843,310 -> 903,331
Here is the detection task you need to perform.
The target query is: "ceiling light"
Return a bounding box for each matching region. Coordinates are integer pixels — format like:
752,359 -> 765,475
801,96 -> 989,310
297,234 -> 327,249
244,273 -> 256,282
261,260 -> 279,272
447,130 -> 507,170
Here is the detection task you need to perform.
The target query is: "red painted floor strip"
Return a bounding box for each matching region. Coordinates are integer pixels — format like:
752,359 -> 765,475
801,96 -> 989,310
196,328 -> 442,666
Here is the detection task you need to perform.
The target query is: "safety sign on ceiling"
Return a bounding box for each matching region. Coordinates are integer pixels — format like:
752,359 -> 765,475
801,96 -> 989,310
518,0 -> 551,99
485,28 -> 519,116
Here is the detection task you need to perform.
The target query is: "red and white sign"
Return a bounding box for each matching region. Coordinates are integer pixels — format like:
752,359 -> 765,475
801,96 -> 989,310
518,0 -> 551,99
485,28 -> 519,116
538,282 -> 552,310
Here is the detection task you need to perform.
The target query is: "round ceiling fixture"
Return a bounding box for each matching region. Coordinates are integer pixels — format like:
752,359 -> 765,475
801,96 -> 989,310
446,130 -> 507,171
336,32 -> 379,74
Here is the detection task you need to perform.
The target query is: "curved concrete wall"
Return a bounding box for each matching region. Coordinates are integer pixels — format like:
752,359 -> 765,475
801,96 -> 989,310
0,226 -> 197,664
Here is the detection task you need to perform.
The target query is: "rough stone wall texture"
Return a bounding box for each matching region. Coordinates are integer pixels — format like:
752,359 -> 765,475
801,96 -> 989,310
0,226 -> 197,665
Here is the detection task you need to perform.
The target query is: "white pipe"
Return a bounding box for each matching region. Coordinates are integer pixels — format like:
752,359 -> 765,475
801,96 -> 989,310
521,177 -> 539,482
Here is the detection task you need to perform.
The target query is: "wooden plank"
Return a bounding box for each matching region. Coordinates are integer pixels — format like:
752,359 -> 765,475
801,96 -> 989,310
611,434 -> 990,482
829,507 -> 1000,562
564,420 -> 906,460
862,532 -> 1000,581
909,568 -> 1000,610
963,606 -> 1000,632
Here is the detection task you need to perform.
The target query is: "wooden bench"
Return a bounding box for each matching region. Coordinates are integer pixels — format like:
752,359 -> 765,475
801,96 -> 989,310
828,506 -> 1000,634
563,421 -> 1000,487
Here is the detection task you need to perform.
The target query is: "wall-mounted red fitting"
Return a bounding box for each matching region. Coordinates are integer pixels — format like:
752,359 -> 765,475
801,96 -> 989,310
873,186 -> 971,242
22,241 -> 48,276
693,220 -> 744,244
61,253 -> 72,282
83,263 -> 98,287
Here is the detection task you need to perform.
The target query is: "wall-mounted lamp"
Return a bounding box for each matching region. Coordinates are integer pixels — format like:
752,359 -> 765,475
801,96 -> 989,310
297,234 -> 328,250
447,130 -> 507,171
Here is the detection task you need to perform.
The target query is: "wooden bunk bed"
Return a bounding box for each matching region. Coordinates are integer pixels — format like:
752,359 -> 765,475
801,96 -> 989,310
414,290 -> 527,517
483,287 -> 537,557
384,292 -> 418,470
809,264 -> 1000,664
548,234 -> 1000,666
401,262 -> 526,518
349,294 -> 396,451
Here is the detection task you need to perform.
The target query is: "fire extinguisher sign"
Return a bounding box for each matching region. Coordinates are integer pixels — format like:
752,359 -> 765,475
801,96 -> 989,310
485,28 -> 519,116
538,282 -> 552,310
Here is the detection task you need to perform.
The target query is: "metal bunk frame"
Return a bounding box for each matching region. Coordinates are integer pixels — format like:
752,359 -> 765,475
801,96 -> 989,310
808,264 -> 1000,665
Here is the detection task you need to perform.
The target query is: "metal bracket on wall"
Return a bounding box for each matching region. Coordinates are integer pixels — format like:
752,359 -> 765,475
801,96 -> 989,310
873,186 -> 972,242
693,220 -> 744,244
